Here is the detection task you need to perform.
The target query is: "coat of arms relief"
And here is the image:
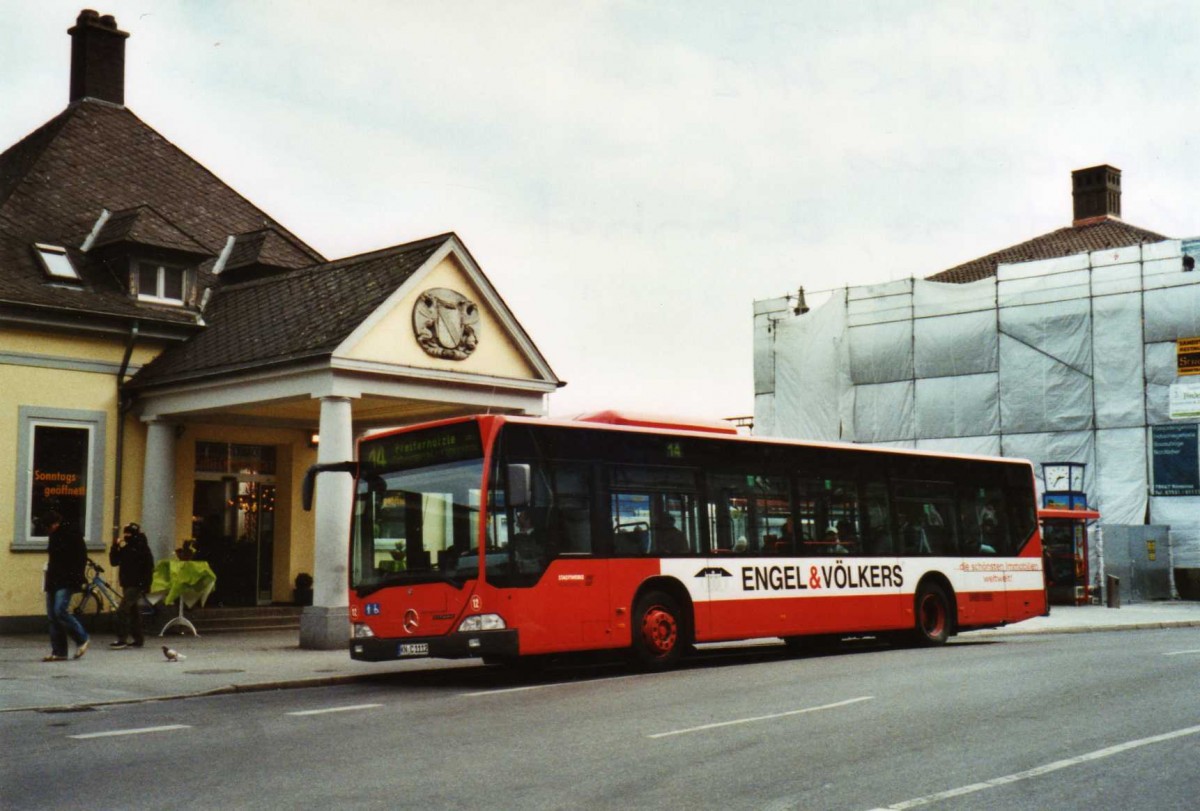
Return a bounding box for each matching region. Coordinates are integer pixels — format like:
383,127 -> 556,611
412,287 -> 480,360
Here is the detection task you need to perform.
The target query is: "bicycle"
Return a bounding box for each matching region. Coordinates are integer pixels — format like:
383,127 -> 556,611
69,558 -> 156,630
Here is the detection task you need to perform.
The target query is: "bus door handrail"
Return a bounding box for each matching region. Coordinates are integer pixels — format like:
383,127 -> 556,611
302,461 -> 359,511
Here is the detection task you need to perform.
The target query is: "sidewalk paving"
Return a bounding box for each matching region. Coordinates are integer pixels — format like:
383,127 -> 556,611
4,602 -> 1200,713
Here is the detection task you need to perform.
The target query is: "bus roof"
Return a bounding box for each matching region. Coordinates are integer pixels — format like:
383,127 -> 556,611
356,412 -> 1035,471
571,409 -> 739,435
481,412 -> 1036,470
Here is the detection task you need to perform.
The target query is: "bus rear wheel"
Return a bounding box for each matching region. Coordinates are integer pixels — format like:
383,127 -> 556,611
632,590 -> 685,670
912,582 -> 953,646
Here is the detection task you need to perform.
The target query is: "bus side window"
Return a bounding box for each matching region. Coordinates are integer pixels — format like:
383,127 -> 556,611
958,483 -> 1005,556
896,502 -> 930,555
797,477 -> 859,556
863,480 -> 894,555
705,473 -> 790,555
610,465 -> 701,557
550,463 -> 592,554
612,492 -> 650,556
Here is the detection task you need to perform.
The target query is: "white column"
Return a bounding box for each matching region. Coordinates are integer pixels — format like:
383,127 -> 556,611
300,395 -> 355,649
140,419 -> 177,563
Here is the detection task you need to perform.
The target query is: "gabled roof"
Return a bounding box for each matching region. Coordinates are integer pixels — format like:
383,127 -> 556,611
927,217 -> 1169,284
128,234 -> 452,388
0,100 -> 323,326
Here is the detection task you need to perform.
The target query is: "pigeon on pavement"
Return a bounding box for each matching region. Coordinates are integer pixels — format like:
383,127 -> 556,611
162,645 -> 186,662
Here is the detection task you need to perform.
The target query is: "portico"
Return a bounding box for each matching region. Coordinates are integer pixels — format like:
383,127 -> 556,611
128,235 -> 559,648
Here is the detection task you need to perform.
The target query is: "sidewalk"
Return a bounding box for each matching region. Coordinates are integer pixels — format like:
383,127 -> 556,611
4,602 -> 1200,713
0,628 -> 462,713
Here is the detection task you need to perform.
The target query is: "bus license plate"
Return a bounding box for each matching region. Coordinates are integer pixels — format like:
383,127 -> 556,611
399,642 -> 429,657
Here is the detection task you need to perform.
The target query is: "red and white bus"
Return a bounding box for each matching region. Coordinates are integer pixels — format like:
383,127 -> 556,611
304,410 -> 1045,669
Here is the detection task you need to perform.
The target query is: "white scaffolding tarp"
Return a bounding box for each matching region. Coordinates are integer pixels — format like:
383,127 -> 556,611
753,237 -> 1200,565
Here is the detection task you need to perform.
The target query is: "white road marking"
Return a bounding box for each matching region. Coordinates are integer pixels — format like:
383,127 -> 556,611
69,724 -> 191,740
286,703 -> 382,716
461,673 -> 645,698
1163,649 -> 1200,656
865,723 -> 1200,810
461,684 -> 556,697
648,696 -> 874,739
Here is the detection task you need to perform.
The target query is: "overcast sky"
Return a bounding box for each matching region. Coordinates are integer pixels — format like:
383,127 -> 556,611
4,1 -> 1199,421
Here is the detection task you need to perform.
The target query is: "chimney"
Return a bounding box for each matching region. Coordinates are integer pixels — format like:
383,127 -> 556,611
1071,164 -> 1121,225
68,9 -> 129,105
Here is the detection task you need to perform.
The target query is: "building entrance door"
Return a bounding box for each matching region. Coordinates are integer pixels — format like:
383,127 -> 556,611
192,443 -> 277,606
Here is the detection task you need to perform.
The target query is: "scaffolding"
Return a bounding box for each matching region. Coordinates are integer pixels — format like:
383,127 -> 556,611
754,237 -> 1200,586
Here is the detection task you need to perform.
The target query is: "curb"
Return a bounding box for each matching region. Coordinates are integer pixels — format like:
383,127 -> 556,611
2,672 -> 381,715
963,619 -> 1200,638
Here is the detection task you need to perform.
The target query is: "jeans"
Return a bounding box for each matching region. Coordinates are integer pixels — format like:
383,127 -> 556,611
115,585 -> 145,645
47,587 -> 88,657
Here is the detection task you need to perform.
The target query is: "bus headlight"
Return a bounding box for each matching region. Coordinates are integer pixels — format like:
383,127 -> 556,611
352,623 -> 376,639
458,614 -> 506,632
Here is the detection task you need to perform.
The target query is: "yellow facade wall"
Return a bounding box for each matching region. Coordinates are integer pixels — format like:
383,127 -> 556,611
1,323 -> 329,618
1,326 -> 163,367
0,326 -> 156,618
341,254 -> 538,379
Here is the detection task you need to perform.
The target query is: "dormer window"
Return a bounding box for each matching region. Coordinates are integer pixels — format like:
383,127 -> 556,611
136,260 -> 187,305
34,244 -> 80,281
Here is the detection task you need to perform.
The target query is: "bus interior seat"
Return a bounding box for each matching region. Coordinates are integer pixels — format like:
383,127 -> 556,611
614,529 -> 645,556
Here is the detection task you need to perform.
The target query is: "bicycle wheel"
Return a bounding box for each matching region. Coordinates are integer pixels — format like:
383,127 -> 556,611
69,590 -> 104,631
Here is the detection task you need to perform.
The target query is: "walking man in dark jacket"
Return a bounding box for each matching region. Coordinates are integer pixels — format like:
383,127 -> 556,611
43,510 -> 89,661
109,522 -> 155,649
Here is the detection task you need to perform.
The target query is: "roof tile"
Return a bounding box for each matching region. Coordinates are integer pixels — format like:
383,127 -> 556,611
129,235 -> 451,387
927,218 -> 1168,283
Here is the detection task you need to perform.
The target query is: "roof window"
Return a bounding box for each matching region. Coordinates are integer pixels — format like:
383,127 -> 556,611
135,260 -> 188,305
34,244 -> 80,281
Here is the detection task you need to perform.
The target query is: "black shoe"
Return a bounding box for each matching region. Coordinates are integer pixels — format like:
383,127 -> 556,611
130,641 -> 144,648
110,641 -> 129,649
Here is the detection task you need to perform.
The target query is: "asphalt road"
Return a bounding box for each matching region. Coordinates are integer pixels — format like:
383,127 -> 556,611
4,629 -> 1199,810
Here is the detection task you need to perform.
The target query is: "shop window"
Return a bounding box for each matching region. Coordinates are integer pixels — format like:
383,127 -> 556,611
194,441 -> 276,475
13,407 -> 106,549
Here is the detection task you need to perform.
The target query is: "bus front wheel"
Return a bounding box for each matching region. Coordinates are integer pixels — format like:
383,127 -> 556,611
912,582 -> 953,646
632,590 -> 685,670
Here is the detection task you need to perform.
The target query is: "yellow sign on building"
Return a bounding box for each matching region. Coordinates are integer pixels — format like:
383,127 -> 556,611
1177,338 -> 1200,376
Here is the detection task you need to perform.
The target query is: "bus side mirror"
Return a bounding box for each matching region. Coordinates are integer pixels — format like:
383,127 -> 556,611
302,461 -> 360,511
507,464 -> 531,508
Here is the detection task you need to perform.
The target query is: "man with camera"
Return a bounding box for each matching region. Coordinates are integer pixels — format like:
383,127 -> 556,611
109,522 -> 155,649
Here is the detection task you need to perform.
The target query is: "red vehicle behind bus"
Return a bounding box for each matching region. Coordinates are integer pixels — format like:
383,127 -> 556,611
303,411 -> 1045,669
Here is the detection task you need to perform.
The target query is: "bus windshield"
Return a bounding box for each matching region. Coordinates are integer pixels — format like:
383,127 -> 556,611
351,422 -> 484,595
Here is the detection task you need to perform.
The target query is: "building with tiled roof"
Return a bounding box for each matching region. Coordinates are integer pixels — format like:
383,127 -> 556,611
927,165 -> 1167,283
1,10 -> 559,646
